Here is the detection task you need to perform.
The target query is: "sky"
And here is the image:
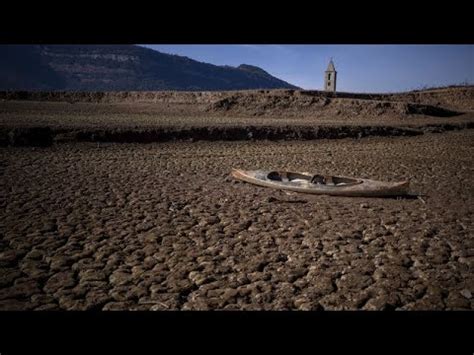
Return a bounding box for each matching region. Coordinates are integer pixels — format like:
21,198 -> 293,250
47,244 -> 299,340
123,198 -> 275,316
140,45 -> 473,93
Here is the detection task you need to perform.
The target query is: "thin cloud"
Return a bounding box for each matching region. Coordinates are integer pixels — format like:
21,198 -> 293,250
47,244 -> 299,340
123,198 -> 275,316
238,45 -> 263,51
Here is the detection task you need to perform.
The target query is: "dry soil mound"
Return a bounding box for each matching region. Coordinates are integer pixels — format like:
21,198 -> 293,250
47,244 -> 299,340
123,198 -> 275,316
205,92 -> 461,118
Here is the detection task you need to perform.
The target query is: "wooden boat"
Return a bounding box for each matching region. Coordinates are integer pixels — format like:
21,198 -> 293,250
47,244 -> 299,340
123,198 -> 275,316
231,168 -> 410,197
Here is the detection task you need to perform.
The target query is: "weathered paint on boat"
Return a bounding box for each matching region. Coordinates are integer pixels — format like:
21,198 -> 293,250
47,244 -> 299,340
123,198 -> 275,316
231,169 -> 410,197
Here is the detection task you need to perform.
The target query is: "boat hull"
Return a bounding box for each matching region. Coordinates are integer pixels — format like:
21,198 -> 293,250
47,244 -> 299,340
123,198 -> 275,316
231,169 -> 410,197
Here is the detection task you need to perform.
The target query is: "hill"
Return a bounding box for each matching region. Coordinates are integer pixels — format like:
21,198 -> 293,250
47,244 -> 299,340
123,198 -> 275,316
0,45 -> 299,91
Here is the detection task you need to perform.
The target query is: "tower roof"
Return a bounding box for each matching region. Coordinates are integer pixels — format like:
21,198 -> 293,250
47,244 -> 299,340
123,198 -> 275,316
326,59 -> 336,72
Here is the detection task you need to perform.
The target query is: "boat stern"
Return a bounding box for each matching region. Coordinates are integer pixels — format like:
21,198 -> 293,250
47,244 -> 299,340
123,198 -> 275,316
388,179 -> 411,196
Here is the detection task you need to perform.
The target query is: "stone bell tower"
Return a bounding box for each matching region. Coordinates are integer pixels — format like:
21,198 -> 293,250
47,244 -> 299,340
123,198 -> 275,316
324,59 -> 337,92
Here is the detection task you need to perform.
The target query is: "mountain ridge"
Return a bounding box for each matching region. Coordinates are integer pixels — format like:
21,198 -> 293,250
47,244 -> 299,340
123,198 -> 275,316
0,45 -> 299,91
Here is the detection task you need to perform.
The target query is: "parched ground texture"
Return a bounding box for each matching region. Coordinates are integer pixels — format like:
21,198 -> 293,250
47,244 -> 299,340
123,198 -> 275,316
1,130 -> 473,310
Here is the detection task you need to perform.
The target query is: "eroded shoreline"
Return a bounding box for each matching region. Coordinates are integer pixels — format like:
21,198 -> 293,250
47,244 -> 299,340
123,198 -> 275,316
1,122 -> 473,147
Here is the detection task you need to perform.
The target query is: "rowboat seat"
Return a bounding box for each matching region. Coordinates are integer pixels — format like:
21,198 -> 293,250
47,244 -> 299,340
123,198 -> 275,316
267,171 -> 284,181
311,174 -> 326,184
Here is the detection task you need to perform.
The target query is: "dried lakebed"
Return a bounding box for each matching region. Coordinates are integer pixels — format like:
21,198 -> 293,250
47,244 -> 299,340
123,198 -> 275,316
0,131 -> 473,310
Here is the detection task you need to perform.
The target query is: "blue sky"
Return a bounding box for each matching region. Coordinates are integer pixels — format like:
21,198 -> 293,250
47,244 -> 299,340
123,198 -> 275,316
140,45 -> 473,93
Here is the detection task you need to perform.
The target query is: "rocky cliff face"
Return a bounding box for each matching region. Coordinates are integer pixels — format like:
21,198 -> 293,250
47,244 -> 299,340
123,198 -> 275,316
0,45 -> 299,91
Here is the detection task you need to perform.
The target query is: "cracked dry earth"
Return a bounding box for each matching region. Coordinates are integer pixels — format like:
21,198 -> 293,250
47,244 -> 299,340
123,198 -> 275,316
0,130 -> 473,310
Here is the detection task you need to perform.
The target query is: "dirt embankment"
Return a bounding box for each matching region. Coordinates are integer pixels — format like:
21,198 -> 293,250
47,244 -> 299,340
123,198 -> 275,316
385,87 -> 474,111
1,122 -> 473,147
0,90 -> 224,104
1,86 -> 472,114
